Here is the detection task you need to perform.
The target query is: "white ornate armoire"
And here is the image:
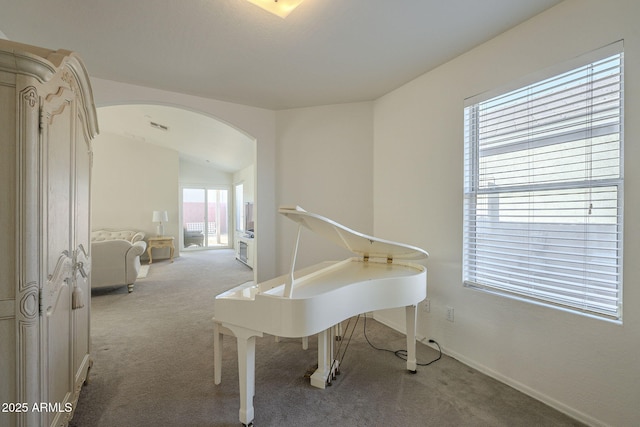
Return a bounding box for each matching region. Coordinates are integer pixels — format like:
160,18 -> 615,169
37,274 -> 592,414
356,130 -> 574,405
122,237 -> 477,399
0,40 -> 98,426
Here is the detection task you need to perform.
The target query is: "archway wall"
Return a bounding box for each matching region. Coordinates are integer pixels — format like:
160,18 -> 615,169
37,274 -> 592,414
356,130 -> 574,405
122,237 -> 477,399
90,77 -> 276,281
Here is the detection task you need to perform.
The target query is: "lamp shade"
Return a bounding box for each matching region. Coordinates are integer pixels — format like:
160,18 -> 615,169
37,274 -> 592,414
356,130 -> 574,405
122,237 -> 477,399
152,210 -> 169,222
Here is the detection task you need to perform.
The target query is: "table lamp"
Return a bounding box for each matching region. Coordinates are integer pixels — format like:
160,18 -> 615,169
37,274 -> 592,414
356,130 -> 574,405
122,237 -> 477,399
152,210 -> 168,236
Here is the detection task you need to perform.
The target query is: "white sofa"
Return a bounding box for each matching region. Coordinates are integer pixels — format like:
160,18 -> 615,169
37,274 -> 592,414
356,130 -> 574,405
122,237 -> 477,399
91,229 -> 147,292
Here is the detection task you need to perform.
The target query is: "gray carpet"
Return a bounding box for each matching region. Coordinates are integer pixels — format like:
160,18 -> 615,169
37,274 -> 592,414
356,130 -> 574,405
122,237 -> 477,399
69,250 -> 583,427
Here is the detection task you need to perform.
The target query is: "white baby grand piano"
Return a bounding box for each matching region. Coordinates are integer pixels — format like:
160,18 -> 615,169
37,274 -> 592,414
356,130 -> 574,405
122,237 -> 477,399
214,206 -> 428,426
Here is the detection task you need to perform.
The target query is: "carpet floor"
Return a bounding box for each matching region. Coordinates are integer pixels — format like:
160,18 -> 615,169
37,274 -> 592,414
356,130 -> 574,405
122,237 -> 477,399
69,250 -> 583,427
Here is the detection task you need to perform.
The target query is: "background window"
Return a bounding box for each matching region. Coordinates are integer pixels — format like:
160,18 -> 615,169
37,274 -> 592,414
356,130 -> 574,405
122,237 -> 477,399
463,45 -> 623,320
235,183 -> 244,232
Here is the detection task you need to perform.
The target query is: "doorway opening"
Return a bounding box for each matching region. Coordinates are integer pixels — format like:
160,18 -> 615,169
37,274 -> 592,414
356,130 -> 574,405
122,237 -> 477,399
182,187 -> 229,249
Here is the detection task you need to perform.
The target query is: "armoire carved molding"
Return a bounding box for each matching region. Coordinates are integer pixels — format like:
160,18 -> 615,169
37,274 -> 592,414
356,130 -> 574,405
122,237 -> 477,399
0,39 -> 98,427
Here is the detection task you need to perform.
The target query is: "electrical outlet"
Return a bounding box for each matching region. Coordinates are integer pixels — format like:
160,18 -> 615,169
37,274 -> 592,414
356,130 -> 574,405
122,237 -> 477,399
446,306 -> 454,322
422,298 -> 430,313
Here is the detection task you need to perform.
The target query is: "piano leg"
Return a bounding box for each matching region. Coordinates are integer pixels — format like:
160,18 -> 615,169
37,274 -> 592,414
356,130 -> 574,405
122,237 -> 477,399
212,318 -> 235,385
213,321 -> 223,385
237,336 -> 256,425
310,326 -> 339,389
226,326 -> 263,426
405,304 -> 418,372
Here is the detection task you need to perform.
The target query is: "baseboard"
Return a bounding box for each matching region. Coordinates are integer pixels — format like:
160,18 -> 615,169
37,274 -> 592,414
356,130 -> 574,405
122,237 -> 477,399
372,312 -> 604,427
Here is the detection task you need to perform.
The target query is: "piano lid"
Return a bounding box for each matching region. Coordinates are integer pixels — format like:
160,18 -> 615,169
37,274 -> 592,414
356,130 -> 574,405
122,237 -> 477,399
279,206 -> 428,261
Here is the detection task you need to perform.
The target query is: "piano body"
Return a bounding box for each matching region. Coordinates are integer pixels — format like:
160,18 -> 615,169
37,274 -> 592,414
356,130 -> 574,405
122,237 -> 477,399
214,206 -> 428,426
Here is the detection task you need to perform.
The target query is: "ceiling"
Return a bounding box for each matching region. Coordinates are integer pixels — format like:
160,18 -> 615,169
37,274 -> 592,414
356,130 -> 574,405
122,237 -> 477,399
0,0 -> 564,171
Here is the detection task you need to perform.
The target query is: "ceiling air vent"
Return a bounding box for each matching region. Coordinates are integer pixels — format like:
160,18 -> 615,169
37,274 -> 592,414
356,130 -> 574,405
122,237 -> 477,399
150,121 -> 169,131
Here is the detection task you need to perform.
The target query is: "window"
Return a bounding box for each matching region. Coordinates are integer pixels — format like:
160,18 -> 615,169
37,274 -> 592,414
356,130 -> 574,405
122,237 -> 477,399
463,43 -> 623,320
235,183 -> 244,232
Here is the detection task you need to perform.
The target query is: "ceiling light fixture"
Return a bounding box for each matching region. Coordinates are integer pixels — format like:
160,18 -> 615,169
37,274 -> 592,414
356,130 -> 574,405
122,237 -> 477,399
246,0 -> 305,18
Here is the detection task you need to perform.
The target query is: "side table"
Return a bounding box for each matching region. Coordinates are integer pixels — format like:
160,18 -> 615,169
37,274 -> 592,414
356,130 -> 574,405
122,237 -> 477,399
147,236 -> 175,264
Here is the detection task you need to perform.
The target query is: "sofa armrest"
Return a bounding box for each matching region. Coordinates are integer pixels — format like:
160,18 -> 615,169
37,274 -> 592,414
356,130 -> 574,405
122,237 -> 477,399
124,241 -> 147,285
131,232 -> 145,243
128,240 -> 147,256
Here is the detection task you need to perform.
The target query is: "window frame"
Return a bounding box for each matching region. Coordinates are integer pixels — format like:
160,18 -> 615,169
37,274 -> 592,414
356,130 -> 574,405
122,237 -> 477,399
462,42 -> 624,322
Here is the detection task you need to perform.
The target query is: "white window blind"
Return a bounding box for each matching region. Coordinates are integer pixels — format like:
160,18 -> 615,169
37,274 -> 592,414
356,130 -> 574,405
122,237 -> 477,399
463,45 -> 623,320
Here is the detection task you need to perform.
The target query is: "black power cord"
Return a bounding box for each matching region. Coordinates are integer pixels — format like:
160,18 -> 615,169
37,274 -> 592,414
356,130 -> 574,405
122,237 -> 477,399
362,315 -> 442,368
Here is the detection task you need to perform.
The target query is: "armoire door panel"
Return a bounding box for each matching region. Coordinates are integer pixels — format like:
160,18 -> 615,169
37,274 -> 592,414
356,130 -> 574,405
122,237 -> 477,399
44,89 -> 74,277
41,83 -> 76,427
0,83 -> 16,302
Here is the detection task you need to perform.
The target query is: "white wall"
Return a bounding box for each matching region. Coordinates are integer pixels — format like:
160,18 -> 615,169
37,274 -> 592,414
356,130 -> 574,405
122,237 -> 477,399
180,158 -> 232,186
92,132 -> 179,261
275,102 -> 374,273
372,1 -> 639,426
90,78 -> 275,281
233,165 -> 255,204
